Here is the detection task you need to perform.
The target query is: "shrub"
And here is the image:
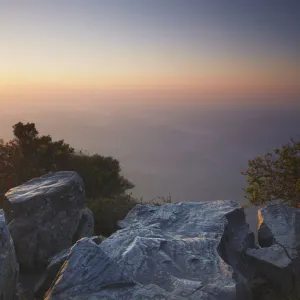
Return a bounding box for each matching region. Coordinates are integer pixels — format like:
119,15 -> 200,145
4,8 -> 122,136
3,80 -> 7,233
0,122 -> 134,235
242,139 -> 300,207
87,194 -> 137,236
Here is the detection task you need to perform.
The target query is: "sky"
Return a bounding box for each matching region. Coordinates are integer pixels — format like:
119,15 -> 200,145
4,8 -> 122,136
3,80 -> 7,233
0,0 -> 299,106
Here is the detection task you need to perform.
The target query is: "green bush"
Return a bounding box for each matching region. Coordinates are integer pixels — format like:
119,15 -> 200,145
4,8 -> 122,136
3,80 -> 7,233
242,139 -> 300,207
0,122 -> 135,235
88,194 -> 137,236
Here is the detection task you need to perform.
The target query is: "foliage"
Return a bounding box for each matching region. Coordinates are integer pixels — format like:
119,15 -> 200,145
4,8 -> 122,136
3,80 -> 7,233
68,152 -> 133,199
139,193 -> 173,205
242,139 -> 300,207
0,122 -> 133,196
0,122 -> 75,191
87,194 -> 137,236
0,122 -> 134,234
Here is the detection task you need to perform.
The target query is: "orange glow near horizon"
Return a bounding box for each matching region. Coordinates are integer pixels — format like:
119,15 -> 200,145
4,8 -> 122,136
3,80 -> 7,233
1,45 -> 299,101
1,64 -> 299,102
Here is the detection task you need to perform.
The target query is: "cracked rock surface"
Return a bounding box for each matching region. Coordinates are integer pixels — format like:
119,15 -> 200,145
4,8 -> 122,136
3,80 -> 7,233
3,171 -> 92,271
46,201 -> 254,300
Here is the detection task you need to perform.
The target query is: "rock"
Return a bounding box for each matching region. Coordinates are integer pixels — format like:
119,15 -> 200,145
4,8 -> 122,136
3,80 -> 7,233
217,207 -> 256,299
0,209 -> 19,300
90,235 -> 106,244
45,238 -> 183,300
34,210 -> 95,299
246,203 -> 300,297
3,171 -> 86,271
72,207 -> 94,242
46,201 -> 254,300
34,248 -> 70,299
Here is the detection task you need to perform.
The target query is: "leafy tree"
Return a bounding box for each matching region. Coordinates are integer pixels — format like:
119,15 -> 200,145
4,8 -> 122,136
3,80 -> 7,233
242,139 -> 300,207
0,122 -> 75,187
0,139 -> 21,193
68,152 -> 133,199
0,122 -> 135,234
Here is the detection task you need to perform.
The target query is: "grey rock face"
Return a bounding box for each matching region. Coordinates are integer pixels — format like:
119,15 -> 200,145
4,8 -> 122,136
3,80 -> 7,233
45,238 -> 182,300
246,203 -> 300,297
46,201 -> 254,300
72,207 -> 94,242
0,210 -> 19,300
3,171 -> 87,270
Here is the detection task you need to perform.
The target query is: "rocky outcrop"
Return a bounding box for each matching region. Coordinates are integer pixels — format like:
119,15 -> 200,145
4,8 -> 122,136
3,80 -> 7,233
0,210 -> 19,300
46,201 -> 255,300
246,203 -> 300,298
3,169 -> 300,300
3,171 -> 94,271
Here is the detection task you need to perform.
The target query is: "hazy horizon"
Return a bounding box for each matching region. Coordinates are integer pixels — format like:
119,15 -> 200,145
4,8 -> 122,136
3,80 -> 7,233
1,102 -> 299,202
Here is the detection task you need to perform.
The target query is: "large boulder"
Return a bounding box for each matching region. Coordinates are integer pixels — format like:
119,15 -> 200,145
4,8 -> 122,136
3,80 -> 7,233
246,203 -> 300,298
3,171 -> 92,271
0,210 -> 19,300
46,201 -> 255,300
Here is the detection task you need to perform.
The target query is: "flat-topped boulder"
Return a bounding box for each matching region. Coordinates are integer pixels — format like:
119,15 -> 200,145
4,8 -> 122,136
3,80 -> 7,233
0,210 -> 19,300
46,201 -> 255,300
3,171 -> 93,271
